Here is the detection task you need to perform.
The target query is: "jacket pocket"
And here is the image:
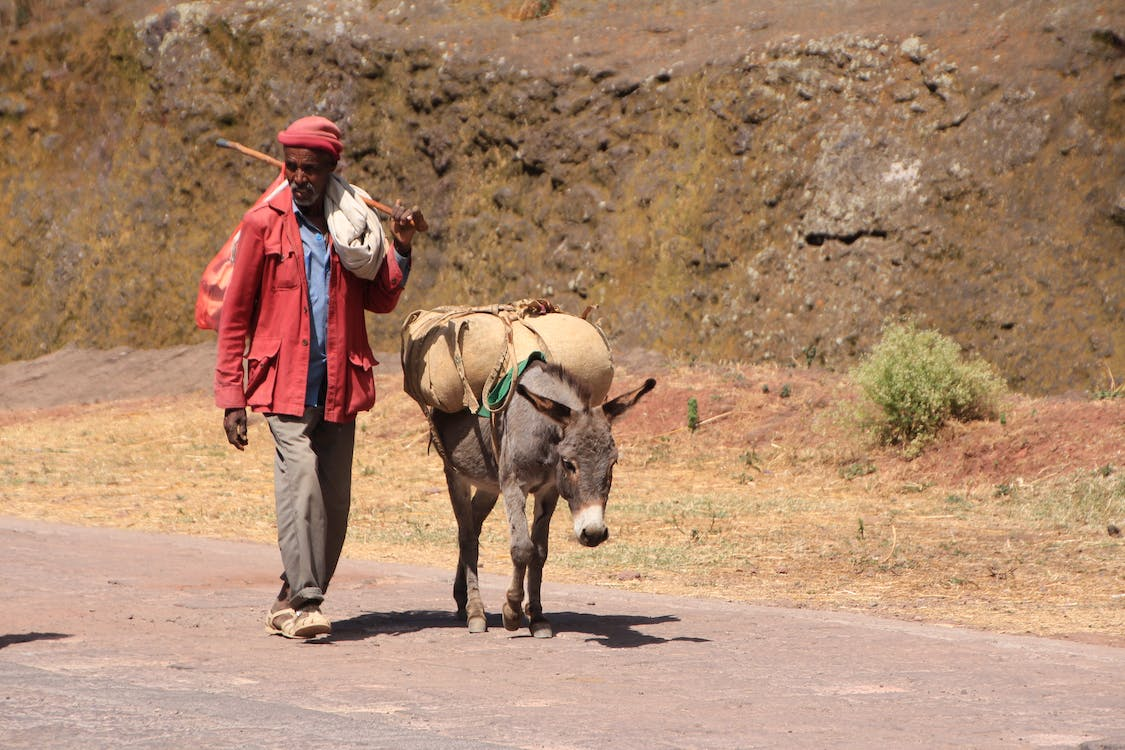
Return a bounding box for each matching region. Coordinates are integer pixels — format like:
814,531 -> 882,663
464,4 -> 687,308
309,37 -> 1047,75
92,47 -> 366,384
270,250 -> 302,291
244,337 -> 282,408
344,349 -> 377,415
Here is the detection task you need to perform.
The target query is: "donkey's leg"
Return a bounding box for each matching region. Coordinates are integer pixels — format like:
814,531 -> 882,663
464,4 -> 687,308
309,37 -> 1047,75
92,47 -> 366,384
463,488 -> 498,633
526,488 -> 559,638
446,471 -> 483,631
500,479 -> 534,632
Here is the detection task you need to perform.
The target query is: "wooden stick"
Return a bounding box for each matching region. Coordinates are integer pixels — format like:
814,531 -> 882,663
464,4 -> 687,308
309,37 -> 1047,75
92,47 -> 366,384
216,137 -> 284,169
215,137 -> 428,232
647,410 -> 737,439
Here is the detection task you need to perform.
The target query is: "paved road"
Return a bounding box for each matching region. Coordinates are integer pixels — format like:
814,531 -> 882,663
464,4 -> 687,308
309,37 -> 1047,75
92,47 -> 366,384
2,516 -> 1123,749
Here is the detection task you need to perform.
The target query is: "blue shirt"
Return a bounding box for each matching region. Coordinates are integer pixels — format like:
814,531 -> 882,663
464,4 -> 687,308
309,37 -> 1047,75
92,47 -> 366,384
293,202 -> 412,407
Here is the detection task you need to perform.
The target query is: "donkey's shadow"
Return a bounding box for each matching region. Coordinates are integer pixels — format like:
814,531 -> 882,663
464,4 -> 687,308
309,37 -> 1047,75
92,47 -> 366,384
330,609 -> 707,649
547,611 -> 709,648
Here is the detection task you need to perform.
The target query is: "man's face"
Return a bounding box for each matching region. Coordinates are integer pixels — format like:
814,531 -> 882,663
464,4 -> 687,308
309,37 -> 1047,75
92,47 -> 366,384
283,147 -> 336,209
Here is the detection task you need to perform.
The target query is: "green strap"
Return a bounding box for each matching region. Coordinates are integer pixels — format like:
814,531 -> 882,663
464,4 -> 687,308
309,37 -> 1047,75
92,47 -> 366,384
476,351 -> 546,417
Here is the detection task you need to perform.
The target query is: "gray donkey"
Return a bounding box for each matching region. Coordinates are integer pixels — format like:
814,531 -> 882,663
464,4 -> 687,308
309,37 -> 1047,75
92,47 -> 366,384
430,358 -> 656,637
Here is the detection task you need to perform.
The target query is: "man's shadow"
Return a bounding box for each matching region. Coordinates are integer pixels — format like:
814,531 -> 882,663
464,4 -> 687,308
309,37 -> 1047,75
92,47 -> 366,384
329,609 -> 708,648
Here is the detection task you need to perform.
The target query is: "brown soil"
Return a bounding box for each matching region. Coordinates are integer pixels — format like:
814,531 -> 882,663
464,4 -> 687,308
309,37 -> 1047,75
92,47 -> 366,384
621,350 -> 1125,490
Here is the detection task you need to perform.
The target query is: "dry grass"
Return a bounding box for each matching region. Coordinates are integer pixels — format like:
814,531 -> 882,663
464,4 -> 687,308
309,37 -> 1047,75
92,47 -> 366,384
1,365 -> 1123,646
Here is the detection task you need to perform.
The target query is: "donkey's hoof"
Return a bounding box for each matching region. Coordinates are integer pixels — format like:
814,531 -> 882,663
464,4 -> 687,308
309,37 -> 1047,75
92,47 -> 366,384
467,615 -> 488,633
529,617 -> 554,639
502,601 -> 523,631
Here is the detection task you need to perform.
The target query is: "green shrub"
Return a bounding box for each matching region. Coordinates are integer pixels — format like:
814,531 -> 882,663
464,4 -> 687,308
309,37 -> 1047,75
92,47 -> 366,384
852,321 -> 1007,452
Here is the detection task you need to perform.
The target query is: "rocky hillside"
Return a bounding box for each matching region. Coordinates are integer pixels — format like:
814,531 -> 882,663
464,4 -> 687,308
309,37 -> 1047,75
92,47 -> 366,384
1,0 -> 1122,394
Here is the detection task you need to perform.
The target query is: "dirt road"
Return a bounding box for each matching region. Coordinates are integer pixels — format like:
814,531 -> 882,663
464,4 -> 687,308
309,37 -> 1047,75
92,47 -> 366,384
3,515 -> 1123,749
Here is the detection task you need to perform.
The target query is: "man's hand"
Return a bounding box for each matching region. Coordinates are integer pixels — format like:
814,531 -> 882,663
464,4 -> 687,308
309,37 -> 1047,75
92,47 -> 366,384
223,407 -> 248,450
390,199 -> 422,250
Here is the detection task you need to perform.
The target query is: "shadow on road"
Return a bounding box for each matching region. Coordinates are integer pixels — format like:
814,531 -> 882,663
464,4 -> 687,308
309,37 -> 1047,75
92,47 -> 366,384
552,611 -> 710,648
0,632 -> 70,649
329,609 -> 466,641
327,609 -> 708,649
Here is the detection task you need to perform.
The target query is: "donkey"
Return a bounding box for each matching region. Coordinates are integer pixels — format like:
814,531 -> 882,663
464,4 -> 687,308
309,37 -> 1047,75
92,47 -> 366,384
430,358 -> 655,637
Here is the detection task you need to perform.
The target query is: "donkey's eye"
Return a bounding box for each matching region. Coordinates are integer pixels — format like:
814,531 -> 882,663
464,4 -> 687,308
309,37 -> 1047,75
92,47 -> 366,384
561,459 -> 577,473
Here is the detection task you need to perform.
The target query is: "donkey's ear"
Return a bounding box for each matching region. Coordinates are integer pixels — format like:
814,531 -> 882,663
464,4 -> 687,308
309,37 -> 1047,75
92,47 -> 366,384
517,383 -> 573,424
603,378 -> 656,422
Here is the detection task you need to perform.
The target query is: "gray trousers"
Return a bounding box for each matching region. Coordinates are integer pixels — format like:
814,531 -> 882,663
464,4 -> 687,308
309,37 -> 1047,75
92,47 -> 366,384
267,408 -> 356,610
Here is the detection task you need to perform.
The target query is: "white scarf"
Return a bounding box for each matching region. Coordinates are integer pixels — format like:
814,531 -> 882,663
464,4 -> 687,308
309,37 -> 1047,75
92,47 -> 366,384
324,174 -> 387,280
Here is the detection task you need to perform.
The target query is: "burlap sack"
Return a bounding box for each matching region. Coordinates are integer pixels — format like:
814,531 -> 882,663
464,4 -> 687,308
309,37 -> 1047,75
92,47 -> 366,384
401,300 -> 614,414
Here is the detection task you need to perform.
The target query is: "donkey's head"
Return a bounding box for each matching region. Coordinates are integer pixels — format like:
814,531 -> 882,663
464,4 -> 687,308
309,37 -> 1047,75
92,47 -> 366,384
517,374 -> 656,547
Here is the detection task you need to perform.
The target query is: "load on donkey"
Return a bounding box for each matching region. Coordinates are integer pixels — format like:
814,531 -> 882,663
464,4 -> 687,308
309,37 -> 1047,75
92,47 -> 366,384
401,299 -> 655,637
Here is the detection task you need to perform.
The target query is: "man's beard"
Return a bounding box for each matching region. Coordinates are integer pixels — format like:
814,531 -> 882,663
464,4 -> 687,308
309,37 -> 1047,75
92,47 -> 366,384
290,181 -> 321,208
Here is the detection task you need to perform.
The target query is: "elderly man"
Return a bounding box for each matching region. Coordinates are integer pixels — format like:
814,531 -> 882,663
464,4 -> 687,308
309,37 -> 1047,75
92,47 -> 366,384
214,116 -> 420,639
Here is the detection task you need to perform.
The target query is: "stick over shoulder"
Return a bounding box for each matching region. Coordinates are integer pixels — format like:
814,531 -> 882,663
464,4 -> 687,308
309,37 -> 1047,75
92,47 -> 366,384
216,137 -> 428,233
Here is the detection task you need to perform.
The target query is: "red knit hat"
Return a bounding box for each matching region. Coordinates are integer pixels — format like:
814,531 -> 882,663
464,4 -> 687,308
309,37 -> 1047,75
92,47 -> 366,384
277,116 -> 343,158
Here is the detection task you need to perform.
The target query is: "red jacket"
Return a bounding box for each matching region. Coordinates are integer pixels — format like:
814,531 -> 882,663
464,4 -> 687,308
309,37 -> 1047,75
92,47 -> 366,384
214,185 -> 404,422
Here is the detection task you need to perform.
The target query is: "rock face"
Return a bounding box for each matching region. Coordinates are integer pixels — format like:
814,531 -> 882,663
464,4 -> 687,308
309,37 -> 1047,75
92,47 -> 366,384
0,0 -> 1122,394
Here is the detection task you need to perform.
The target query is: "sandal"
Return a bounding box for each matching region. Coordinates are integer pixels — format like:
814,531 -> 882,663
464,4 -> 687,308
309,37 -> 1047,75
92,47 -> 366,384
265,606 -> 296,636
282,606 -> 332,639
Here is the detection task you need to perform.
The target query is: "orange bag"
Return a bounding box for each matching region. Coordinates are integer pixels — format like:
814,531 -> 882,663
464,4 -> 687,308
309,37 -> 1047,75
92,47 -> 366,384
194,170 -> 288,330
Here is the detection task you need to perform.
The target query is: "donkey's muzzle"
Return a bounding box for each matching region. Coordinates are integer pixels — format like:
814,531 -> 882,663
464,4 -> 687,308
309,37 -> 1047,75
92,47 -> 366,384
578,525 -> 609,547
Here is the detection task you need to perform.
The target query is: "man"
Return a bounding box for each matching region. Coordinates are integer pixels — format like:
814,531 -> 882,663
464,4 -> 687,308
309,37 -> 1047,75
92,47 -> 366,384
214,115 -> 420,639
